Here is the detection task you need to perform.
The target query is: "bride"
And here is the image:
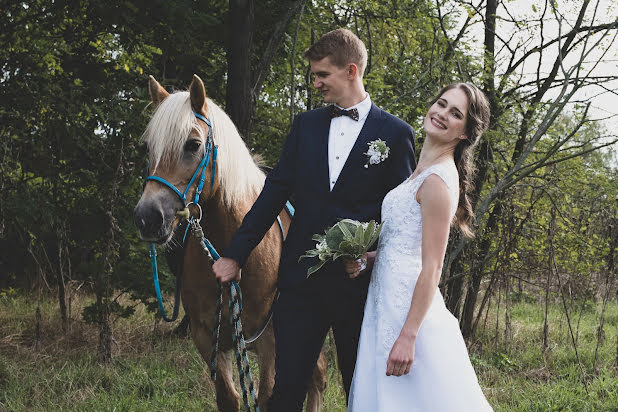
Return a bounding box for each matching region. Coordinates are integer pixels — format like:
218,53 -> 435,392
346,83 -> 493,411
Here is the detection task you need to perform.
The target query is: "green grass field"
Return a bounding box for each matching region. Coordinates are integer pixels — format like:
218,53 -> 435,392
0,293 -> 616,411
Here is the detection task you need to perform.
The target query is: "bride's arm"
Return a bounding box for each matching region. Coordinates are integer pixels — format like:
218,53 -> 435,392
386,174 -> 452,377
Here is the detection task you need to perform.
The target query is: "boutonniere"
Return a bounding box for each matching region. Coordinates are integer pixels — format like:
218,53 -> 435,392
364,139 -> 390,168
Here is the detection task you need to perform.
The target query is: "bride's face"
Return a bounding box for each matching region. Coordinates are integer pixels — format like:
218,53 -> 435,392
424,88 -> 469,145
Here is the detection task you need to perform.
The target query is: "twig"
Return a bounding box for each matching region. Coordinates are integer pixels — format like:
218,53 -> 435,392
549,207 -> 590,393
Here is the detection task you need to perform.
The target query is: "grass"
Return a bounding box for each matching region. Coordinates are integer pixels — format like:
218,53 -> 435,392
0,292 -> 616,411
471,297 -> 618,411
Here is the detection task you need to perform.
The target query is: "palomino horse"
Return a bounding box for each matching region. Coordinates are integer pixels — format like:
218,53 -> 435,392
134,75 -> 327,412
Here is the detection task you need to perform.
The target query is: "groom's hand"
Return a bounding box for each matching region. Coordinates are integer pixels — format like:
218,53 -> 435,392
213,257 -> 242,283
344,251 -> 377,278
343,254 -> 367,279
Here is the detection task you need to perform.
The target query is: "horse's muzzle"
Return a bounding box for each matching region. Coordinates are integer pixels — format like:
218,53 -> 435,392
134,198 -> 174,243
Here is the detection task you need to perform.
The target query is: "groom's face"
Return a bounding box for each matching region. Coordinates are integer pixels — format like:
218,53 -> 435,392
310,56 -> 351,105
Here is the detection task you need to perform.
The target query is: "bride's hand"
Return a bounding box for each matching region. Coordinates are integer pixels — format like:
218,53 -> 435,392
386,335 -> 415,376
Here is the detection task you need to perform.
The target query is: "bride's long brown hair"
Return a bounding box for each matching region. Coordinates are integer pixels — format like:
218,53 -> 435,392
428,83 -> 490,238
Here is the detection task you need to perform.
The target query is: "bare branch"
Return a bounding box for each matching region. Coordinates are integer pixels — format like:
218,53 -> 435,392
252,0 -> 307,98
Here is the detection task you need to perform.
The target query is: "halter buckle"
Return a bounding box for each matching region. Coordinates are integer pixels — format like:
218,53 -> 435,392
178,201 -> 203,223
176,207 -> 191,220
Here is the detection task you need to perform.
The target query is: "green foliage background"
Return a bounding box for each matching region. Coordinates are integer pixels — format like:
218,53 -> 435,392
0,1 -> 616,408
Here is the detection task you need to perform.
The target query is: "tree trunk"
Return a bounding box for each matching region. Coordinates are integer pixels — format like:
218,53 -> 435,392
226,0 -> 307,141
481,291 -> 492,336
594,211 -> 617,371
226,0 -> 255,140
460,199 -> 502,339
543,221 -> 552,351
445,246 -> 465,318
35,300 -> 42,352
472,270 -> 497,338
56,232 -> 67,331
97,139 -> 125,364
493,278 -> 502,349
99,294 -> 113,364
504,275 -> 512,351
445,0 -> 499,317
305,28 -> 315,111
289,3 -> 305,123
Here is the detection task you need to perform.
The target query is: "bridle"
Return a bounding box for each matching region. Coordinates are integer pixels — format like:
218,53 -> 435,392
145,112 -> 217,220
144,111 -> 217,322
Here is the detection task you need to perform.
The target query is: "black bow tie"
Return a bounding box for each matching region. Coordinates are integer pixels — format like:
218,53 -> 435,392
329,105 -> 359,121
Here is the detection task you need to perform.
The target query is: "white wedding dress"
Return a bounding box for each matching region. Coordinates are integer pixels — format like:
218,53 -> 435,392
349,163 -> 492,412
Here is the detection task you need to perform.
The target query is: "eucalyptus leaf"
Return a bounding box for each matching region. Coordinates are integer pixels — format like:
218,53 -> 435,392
307,260 -> 327,277
338,220 -> 354,238
325,226 -> 345,249
355,225 -> 364,244
364,221 -> 376,245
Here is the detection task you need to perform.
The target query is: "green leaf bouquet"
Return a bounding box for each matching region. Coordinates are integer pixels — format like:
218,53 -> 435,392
299,219 -> 383,277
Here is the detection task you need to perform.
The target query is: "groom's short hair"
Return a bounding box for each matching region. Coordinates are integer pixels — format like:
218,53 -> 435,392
304,28 -> 368,78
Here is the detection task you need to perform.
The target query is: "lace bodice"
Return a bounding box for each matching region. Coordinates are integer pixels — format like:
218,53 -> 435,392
369,162 -> 459,353
378,162 -> 459,259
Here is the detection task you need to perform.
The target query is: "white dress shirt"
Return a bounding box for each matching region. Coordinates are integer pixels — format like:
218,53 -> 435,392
328,94 -> 372,191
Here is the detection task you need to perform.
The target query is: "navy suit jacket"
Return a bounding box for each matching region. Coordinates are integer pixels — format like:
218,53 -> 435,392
223,103 -> 416,290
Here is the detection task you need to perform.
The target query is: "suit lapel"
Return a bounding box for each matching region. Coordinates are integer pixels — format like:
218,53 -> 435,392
332,103 -> 384,193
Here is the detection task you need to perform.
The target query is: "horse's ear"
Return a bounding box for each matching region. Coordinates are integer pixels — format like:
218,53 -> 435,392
148,75 -> 169,106
189,74 -> 207,115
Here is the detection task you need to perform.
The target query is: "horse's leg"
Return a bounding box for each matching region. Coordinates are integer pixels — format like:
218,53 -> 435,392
305,348 -> 328,412
253,322 -> 275,411
213,350 -> 241,412
191,322 -> 240,412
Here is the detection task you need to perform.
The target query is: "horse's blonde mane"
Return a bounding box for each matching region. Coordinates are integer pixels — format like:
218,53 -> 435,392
142,91 -> 265,208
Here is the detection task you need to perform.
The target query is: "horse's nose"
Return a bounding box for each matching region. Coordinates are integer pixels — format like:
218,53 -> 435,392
134,203 -> 164,238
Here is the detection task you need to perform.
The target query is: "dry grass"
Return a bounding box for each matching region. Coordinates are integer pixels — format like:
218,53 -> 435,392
1,291 -> 617,411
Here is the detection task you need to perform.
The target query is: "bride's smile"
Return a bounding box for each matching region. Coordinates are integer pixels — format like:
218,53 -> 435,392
424,87 -> 469,144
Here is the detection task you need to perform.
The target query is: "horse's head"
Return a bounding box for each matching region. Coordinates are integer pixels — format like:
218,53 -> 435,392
134,75 -> 215,243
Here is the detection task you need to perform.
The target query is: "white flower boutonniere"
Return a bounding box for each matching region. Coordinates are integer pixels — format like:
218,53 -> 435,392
364,139 -> 390,168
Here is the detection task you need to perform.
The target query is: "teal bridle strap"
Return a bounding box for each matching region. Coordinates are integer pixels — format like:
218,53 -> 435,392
144,112 -> 215,206
145,176 -> 185,200
150,243 -> 181,322
146,111 -> 216,322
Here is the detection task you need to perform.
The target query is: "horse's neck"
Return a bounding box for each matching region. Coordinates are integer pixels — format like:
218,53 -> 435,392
202,192 -> 259,248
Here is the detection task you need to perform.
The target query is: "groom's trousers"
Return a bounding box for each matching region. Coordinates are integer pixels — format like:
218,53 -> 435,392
267,266 -> 370,412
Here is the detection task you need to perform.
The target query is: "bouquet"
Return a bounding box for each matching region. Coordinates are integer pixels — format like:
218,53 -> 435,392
299,219 -> 383,277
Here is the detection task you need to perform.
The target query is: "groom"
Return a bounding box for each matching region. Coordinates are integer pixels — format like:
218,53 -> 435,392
213,28 -> 416,410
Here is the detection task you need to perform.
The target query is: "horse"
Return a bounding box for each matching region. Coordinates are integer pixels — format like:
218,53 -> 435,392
133,74 -> 328,412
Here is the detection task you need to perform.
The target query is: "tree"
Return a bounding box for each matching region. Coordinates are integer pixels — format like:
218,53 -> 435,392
226,0 -> 308,140
433,0 -> 618,337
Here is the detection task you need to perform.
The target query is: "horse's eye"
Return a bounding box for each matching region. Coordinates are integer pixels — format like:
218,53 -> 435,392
184,140 -> 201,153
